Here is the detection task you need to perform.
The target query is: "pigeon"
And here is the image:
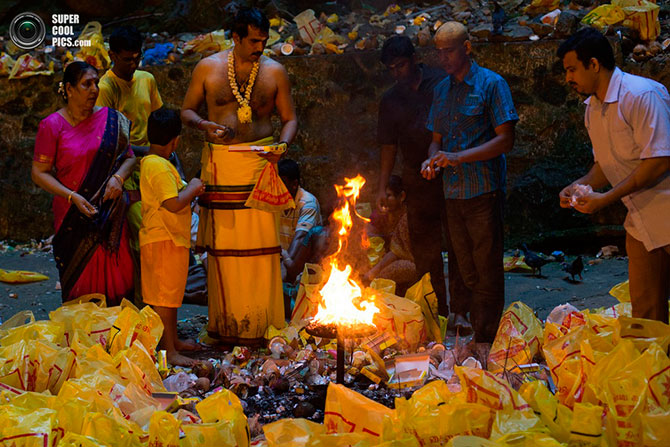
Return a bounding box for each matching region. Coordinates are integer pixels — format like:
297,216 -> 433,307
562,256 -> 584,282
521,243 -> 551,277
492,2 -> 507,35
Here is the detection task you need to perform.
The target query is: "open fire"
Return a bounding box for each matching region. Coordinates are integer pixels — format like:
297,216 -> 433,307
308,175 -> 379,336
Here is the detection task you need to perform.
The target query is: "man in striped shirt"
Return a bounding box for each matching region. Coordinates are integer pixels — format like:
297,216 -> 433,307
422,22 -> 518,344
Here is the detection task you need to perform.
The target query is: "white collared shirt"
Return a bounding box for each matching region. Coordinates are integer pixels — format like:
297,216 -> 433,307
585,67 -> 670,250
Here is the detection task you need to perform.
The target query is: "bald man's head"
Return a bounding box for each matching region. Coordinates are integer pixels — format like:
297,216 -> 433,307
435,21 -> 469,45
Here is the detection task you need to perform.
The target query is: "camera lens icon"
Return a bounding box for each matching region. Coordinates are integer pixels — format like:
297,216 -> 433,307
9,12 -> 46,50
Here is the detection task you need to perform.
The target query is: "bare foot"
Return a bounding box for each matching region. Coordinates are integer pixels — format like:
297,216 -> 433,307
167,350 -> 196,367
175,338 -> 203,352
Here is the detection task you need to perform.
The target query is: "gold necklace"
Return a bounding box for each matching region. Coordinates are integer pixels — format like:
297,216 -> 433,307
228,50 -> 259,124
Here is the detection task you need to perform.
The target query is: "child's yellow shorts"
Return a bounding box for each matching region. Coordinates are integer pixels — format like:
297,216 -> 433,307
141,240 -> 189,308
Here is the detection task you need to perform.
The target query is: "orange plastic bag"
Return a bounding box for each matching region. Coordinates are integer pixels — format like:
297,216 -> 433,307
488,302 -> 543,373
324,383 -> 393,437
290,263 -> 324,324
245,162 -> 295,212
0,268 -> 48,283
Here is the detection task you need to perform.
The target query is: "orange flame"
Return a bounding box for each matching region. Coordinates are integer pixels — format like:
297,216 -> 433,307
312,175 -> 379,328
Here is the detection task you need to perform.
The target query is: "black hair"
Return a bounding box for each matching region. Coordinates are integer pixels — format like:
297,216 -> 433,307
147,108 -> 182,146
278,158 -> 300,183
381,35 -> 415,65
232,7 -> 270,39
557,27 -> 615,71
109,26 -> 143,53
61,61 -> 97,102
387,174 -> 405,196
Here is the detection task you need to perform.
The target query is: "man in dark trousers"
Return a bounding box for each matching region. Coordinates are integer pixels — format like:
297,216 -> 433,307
377,35 -> 469,334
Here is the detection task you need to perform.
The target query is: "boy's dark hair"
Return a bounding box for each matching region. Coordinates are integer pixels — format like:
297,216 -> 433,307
62,61 -> 96,102
387,174 -> 405,196
109,26 -> 143,53
381,35 -> 415,65
148,108 -> 182,146
557,27 -> 615,71
278,158 -> 300,183
232,7 -> 270,39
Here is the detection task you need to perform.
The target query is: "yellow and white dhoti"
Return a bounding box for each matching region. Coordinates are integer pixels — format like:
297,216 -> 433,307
196,137 -> 288,346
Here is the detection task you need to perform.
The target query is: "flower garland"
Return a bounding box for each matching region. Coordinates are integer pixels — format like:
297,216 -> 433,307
228,49 -> 260,124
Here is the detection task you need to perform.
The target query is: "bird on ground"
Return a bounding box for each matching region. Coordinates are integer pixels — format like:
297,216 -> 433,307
521,243 -> 551,277
561,256 -> 584,282
492,2 -> 507,35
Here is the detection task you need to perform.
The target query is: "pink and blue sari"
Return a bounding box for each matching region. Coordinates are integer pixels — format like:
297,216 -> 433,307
34,107 -> 134,305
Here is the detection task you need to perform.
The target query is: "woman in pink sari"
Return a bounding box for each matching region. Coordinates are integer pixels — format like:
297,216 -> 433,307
32,61 -> 136,305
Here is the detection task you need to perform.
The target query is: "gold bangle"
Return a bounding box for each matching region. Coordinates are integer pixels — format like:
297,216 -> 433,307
113,174 -> 124,184
67,190 -> 74,203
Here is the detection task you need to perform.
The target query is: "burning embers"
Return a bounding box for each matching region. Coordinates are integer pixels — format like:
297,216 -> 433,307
307,175 -> 379,339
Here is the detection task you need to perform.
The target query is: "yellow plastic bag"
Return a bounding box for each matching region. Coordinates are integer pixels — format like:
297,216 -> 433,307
107,300 -> 163,356
180,421 -> 240,447
641,411 -> 670,446
290,263 -> 324,324
8,54 -> 53,80
489,410 -> 544,439
582,4 -> 627,31
183,30 -> 233,55
613,0 -> 661,41
0,52 -> 15,76
324,383 -> 393,437
518,381 -> 572,442
148,411 -> 180,447
263,418 -> 326,446
370,277 -> 396,295
488,302 -> 543,373
502,256 -> 532,273
367,236 -> 386,267
80,412 -> 143,447
0,268 -> 48,283
0,406 -> 60,447
455,366 -> 532,413
404,273 -> 441,343
57,432 -> 107,447
49,300 -> 120,347
609,280 -> 630,302
568,402 -> 603,447
0,319 -> 64,347
614,316 -> 670,353
373,290 -> 426,350
74,22 -> 110,69
195,388 -> 249,447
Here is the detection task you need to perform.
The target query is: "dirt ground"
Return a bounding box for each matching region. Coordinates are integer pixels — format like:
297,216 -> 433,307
0,244 -> 625,325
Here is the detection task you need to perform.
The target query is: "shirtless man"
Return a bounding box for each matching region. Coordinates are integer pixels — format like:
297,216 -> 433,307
181,7 -> 298,347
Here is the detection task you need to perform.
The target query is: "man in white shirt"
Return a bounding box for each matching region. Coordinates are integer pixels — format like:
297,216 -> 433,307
557,28 -> 670,322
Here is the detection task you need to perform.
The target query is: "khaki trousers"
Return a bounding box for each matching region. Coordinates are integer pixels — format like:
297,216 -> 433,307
626,232 -> 670,323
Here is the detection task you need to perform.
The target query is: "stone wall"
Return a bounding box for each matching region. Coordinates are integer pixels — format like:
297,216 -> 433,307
2,40 -> 668,248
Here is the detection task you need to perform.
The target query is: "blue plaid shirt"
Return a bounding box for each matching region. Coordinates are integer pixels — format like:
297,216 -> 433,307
427,61 -> 518,199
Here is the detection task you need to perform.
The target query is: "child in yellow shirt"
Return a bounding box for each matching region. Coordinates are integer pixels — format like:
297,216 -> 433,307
140,108 -> 205,366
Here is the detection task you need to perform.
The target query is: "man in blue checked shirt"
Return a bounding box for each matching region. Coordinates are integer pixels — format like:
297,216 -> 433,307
421,22 -> 518,345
